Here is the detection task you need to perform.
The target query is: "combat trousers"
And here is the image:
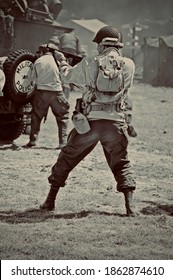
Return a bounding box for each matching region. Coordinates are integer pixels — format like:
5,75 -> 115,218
48,120 -> 136,192
30,90 -> 69,145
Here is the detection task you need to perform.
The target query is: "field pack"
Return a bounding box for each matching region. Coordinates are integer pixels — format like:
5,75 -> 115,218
96,49 -> 125,93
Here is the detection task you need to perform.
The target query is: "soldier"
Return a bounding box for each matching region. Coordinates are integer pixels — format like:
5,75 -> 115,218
59,30 -> 83,93
26,43 -> 69,149
40,26 -> 137,216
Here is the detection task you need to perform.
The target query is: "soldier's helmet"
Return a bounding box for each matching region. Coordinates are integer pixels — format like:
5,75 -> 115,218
49,35 -> 60,48
37,42 -> 59,54
93,25 -> 123,48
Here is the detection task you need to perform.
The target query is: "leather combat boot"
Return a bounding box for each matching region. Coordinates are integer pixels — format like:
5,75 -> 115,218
26,134 -> 38,148
123,189 -> 136,217
40,186 -> 60,211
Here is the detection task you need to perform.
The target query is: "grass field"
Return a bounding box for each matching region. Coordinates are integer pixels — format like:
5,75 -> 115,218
0,81 -> 172,260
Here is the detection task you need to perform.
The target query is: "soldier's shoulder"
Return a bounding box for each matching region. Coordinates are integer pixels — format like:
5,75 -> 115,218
122,56 -> 135,66
84,54 -> 98,64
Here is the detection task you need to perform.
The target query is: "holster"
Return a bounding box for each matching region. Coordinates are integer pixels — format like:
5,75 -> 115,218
75,98 -> 83,113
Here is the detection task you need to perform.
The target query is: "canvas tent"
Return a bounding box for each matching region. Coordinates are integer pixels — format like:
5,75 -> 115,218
143,35 -> 173,87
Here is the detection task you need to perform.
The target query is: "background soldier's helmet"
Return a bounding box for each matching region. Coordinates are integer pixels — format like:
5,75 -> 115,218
49,35 -> 60,49
37,43 -> 59,54
93,26 -> 123,48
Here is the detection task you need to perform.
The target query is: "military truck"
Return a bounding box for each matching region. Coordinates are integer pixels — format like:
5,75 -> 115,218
0,0 -> 72,143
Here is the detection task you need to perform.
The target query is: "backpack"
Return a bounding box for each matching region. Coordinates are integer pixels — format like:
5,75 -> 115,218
96,49 -> 125,93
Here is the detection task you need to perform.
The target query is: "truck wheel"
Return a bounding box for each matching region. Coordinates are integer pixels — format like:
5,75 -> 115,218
3,49 -> 36,104
0,114 -> 26,141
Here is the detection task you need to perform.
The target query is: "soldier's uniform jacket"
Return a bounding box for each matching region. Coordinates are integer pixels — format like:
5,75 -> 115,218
31,52 -> 62,91
60,47 -> 135,123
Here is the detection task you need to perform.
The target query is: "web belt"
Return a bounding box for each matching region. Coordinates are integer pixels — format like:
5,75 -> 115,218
90,103 -> 117,111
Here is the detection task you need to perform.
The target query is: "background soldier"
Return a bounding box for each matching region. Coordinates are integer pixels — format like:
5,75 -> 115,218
26,44 -> 69,149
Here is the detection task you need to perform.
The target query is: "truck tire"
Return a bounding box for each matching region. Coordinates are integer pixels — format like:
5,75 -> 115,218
3,49 -> 36,104
0,114 -> 26,141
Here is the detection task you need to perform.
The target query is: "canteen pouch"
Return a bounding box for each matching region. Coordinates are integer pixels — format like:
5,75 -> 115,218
72,111 -> 90,134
